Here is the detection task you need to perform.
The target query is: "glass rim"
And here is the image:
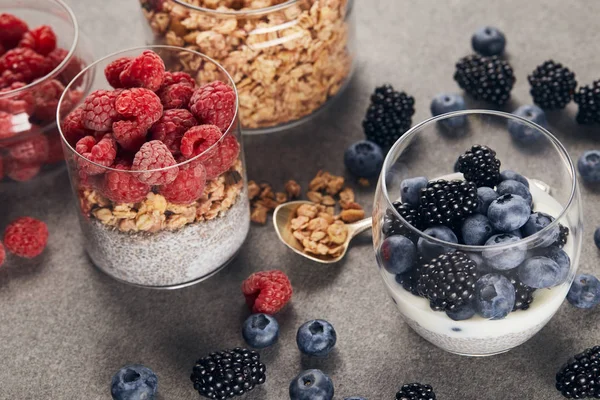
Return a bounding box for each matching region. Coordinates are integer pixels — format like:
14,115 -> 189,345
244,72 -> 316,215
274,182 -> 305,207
380,109 -> 578,252
56,45 -> 239,174
172,0 -> 298,17
0,0 -> 79,99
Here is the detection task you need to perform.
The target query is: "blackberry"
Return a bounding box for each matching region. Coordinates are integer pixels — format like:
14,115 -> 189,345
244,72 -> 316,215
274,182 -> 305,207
416,251 -> 479,312
456,144 -> 501,188
556,346 -> 600,399
191,348 -> 266,399
395,259 -> 422,296
506,270 -> 536,311
382,201 -> 422,238
362,84 -> 415,149
395,383 -> 437,400
454,54 -> 515,105
528,60 -> 577,110
418,179 -> 478,228
554,224 -> 570,248
574,80 -> 600,125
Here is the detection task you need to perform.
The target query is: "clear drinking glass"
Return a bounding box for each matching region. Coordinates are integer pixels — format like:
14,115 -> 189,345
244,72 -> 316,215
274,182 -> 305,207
373,110 -> 583,356
57,46 -> 250,289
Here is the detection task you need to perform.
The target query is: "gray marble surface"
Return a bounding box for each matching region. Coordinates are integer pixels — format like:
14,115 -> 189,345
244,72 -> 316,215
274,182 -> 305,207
2,0 -> 600,399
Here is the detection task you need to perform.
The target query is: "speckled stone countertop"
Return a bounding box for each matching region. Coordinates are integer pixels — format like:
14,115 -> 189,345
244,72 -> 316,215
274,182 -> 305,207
2,0 -> 600,399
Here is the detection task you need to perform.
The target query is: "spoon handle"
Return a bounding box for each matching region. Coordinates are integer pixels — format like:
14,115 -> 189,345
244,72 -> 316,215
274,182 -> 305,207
350,217 -> 373,238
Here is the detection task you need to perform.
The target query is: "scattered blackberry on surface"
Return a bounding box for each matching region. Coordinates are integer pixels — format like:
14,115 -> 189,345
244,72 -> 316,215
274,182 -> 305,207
416,251 -> 479,312
506,270 -> 536,311
574,80 -> 600,125
395,383 -> 437,400
454,54 -> 515,105
191,348 -> 266,400
382,201 -> 422,238
362,84 -> 415,149
456,144 -> 501,188
528,60 -> 577,110
554,224 -> 570,248
418,179 -> 478,228
556,346 -> 600,399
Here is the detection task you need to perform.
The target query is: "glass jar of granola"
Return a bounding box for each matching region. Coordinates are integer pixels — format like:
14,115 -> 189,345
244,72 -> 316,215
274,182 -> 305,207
139,0 -> 355,133
57,46 -> 250,288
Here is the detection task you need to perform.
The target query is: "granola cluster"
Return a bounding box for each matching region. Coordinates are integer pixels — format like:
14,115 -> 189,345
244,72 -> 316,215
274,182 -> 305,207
79,160 -> 244,233
140,0 -> 353,129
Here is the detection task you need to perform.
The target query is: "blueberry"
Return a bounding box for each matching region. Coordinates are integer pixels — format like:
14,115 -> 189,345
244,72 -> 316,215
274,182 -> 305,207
242,313 -> 279,349
543,246 -> 571,284
289,369 -> 334,400
482,234 -> 526,271
518,256 -> 563,288
499,170 -> 529,188
461,214 -> 494,245
508,105 -> 547,143
417,226 -> 458,259
379,235 -> 417,275
111,365 -> 158,400
475,186 -> 499,215
446,303 -> 476,321
521,212 -> 560,247
344,140 -> 384,178
487,194 -> 531,232
567,274 -> 600,309
508,229 -> 523,239
475,273 -> 515,320
595,227 -> 600,249
400,176 -> 428,206
578,150 -> 600,183
296,320 -> 337,357
471,26 -> 506,56
430,93 -> 467,128
496,180 -> 533,206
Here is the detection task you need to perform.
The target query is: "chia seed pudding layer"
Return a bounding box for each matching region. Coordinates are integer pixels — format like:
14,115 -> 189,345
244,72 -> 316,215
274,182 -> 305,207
81,194 -> 250,287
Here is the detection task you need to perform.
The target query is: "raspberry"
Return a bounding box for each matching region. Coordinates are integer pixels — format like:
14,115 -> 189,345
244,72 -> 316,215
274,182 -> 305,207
158,83 -> 194,110
189,81 -> 236,132
45,130 -> 64,164
241,270 -> 293,314
161,71 -> 195,88
132,140 -> 178,185
180,124 -> 222,159
0,110 -> 16,140
5,159 -> 40,181
120,50 -> 165,92
102,161 -> 151,203
18,25 -> 57,56
0,82 -> 36,115
159,160 -> 206,204
0,43 -> 4,57
149,108 -> 197,155
47,47 -> 83,85
3,217 -> 48,258
61,107 -> 91,145
9,133 -> 49,163
113,88 -> 163,151
81,90 -> 120,132
0,48 -> 52,84
203,135 -> 240,180
0,13 -> 29,49
0,241 -> 5,266
75,133 -> 117,175
104,57 -> 132,89
31,79 -> 64,122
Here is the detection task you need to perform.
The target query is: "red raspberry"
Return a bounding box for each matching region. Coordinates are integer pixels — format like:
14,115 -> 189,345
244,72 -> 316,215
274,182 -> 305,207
120,50 -> 165,92
180,124 -> 222,160
9,133 -> 49,163
0,82 -> 36,115
161,71 -> 195,88
0,241 -> 5,267
75,133 -> 117,175
18,25 -> 57,56
81,89 -> 120,132
0,48 -> 52,84
203,135 -> 240,180
104,57 -> 132,89
113,88 -> 163,151
5,159 -> 40,181
241,270 -> 293,314
0,69 -> 24,89
149,108 -> 197,155
61,107 -> 92,145
47,48 -> 84,85
3,216 -> 48,258
158,83 -> 194,110
45,129 -> 64,164
189,81 -> 236,132
159,160 -> 206,204
132,140 -> 178,185
0,14 -> 29,49
0,110 -> 16,140
102,161 -> 151,203
31,79 -> 64,122
147,0 -> 166,11
0,43 -> 4,57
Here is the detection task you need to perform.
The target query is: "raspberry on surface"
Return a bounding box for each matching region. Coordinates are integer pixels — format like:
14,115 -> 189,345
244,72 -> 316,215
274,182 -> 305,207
31,79 -> 64,122
203,134 -> 240,180
189,81 -> 236,132
9,133 -> 49,163
101,161 -> 151,203
104,57 -> 132,89
241,270 -> 293,314
149,108 -> 197,155
18,25 -> 57,56
3,216 -> 48,258
180,124 -> 222,160
158,83 -> 194,110
113,88 -> 163,151
5,159 -> 40,181
0,82 -> 36,115
75,133 -> 117,175
81,90 -> 120,132
0,48 -> 52,84
119,50 -> 165,92
0,13 -> 29,49
161,71 -> 195,88
159,160 -> 206,204
61,107 -> 91,145
131,140 -> 179,185
0,241 -> 5,266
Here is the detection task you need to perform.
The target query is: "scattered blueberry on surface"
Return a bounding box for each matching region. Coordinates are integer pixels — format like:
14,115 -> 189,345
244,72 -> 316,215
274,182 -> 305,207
242,313 -> 280,349
400,176 -> 428,207
496,180 -> 533,206
567,274 -> 600,309
461,214 -> 494,245
507,105 -> 547,143
289,369 -> 334,400
578,150 -> 600,183
518,256 -> 563,289
475,273 -> 516,320
446,303 -> 476,321
521,212 -> 560,247
487,194 -> 531,232
471,26 -> 506,56
111,365 -> 158,400
595,227 -> 600,249
296,320 -> 337,357
417,226 -> 458,259
430,93 -> 467,129
500,170 -> 529,188
482,234 -> 526,271
344,140 -> 384,178
475,186 -> 499,215
379,235 -> 417,275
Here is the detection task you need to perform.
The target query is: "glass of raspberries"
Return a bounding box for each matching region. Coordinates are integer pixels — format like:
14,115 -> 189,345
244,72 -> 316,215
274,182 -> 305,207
57,46 -> 250,289
372,110 -> 583,357
0,1 -> 88,185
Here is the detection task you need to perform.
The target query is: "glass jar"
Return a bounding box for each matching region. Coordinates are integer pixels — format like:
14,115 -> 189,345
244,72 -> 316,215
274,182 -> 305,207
373,110 -> 583,356
58,46 -> 250,289
139,0 -> 356,133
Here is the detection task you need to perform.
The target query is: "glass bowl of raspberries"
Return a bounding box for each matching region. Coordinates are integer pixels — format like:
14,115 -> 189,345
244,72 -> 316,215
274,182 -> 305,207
373,110 -> 582,356
0,0 -> 88,186
57,46 -> 249,289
